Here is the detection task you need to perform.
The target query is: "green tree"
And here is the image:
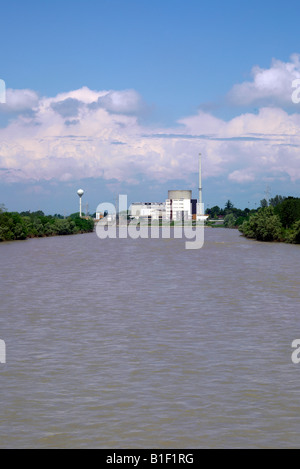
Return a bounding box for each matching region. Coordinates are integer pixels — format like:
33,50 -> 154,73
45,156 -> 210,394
239,206 -> 283,242
286,220 -> 300,244
235,216 -> 249,226
224,213 -> 237,228
53,219 -> 72,235
225,200 -> 234,211
269,195 -> 286,207
0,211 -> 27,240
73,217 -> 94,232
275,197 -> 300,228
260,198 -> 268,208
0,209 -> 94,242
206,205 -> 221,219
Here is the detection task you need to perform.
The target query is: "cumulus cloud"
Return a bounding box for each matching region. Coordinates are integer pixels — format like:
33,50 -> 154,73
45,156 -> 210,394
0,88 -> 39,113
0,85 -> 300,187
89,89 -> 145,114
227,54 -> 300,106
228,170 -> 256,183
51,98 -> 83,118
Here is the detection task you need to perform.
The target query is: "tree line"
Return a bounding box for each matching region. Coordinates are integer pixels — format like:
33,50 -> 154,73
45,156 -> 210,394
0,206 -> 94,242
239,197 -> 300,244
206,200 -> 254,228
206,196 -> 300,244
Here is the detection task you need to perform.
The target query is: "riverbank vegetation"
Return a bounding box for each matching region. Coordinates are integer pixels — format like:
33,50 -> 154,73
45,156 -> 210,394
238,197 -> 300,244
205,196 -> 300,244
0,206 -> 94,242
1,195 -> 299,244
206,200 -> 255,228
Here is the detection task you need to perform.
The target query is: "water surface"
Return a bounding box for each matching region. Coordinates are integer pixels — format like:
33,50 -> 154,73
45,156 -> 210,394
0,229 -> 299,448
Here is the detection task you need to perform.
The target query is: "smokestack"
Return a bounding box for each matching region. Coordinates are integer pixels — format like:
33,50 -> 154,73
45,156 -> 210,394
199,152 -> 202,212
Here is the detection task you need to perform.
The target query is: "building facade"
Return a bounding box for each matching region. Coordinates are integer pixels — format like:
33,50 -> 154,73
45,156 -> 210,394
165,190 -> 196,221
129,190 -> 199,222
130,202 -> 166,220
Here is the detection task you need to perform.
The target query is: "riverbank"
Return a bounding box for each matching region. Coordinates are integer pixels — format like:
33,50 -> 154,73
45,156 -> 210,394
238,205 -> 300,244
0,209 -> 94,242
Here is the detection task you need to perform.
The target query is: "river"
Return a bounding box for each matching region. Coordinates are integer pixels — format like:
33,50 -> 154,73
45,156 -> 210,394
0,228 -> 299,448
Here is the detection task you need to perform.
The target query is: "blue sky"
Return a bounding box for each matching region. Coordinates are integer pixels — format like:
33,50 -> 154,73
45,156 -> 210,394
0,0 -> 300,214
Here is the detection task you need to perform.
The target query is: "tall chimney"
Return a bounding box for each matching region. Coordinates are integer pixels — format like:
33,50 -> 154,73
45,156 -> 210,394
199,152 -> 202,212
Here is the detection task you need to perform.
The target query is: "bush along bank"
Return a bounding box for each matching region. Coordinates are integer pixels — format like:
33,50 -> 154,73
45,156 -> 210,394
239,198 -> 300,244
0,208 -> 94,242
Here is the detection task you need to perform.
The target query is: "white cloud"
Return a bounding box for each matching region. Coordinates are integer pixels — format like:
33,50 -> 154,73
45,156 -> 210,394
50,86 -> 105,104
94,89 -> 145,114
228,170 -> 255,183
0,86 -> 300,187
177,111 -> 226,135
0,88 -> 39,112
227,54 -> 300,106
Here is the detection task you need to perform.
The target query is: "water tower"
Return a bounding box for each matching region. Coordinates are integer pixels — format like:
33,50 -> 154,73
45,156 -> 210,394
77,189 -> 84,217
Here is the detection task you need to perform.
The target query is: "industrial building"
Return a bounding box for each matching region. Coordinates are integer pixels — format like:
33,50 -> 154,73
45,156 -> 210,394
129,191 -> 197,222
126,154 -> 208,222
165,190 -> 197,221
130,202 -> 166,220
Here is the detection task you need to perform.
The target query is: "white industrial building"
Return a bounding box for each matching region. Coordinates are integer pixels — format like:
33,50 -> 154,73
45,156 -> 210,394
128,153 -> 208,222
130,191 -> 197,222
130,202 -> 166,220
165,190 -> 195,221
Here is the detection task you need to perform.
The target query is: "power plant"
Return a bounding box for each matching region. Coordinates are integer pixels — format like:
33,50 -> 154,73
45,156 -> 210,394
129,153 -> 208,222
166,190 -> 196,221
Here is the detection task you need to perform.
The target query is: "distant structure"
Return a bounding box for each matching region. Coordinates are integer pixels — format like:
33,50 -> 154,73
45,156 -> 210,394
95,211 -> 104,221
199,152 -> 202,207
197,153 -> 208,221
130,202 -> 165,220
129,192 -> 197,222
128,153 -> 208,222
166,190 -> 197,221
77,189 -> 84,218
